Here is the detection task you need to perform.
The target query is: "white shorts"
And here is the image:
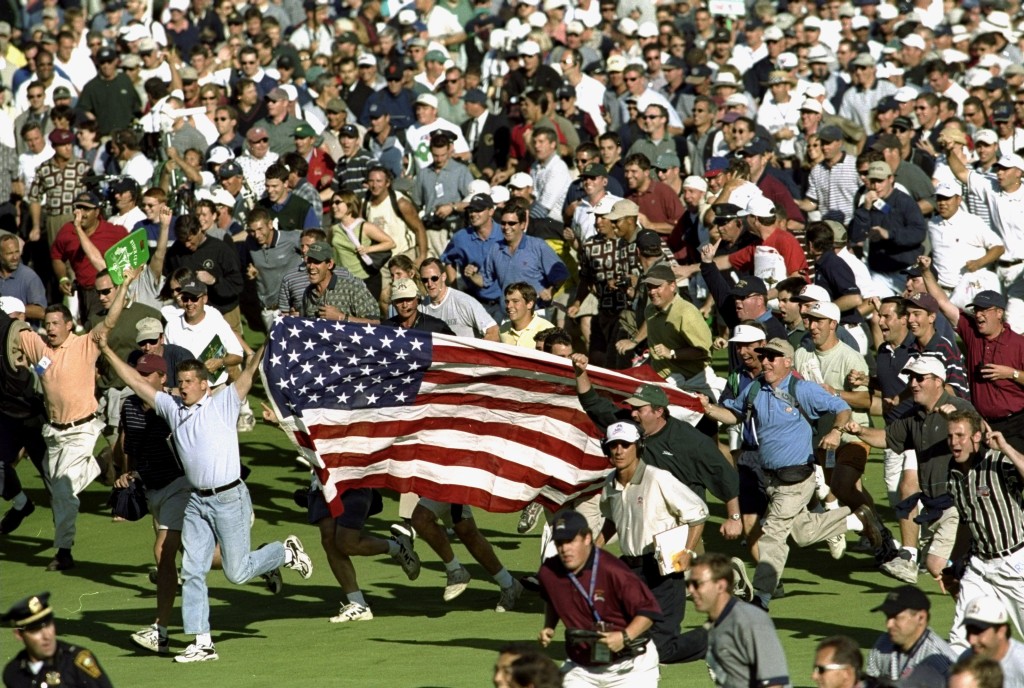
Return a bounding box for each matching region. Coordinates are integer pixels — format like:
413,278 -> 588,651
147,475 -> 191,531
417,497 -> 473,524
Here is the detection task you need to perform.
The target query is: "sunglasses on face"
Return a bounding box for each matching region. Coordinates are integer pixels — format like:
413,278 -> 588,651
96,287 -> 114,296
138,338 -> 159,346
420,275 -> 441,284
180,293 -> 200,303
907,372 -> 932,383
252,138 -> 269,144
756,353 -> 782,362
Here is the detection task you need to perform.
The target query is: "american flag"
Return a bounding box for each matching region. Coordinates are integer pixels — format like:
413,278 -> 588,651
261,316 -> 704,516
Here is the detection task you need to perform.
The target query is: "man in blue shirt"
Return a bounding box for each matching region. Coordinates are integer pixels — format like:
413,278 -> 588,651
441,193 -> 504,323
481,200 -> 569,313
698,337 -> 883,611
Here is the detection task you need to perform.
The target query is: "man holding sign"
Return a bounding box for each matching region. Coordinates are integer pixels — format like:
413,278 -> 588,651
598,421 -> 709,665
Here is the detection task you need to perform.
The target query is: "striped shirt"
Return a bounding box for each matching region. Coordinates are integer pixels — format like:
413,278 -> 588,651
277,265 -> 358,313
867,628 -> 957,682
806,153 -> 859,225
120,395 -> 185,492
949,450 -> 1024,559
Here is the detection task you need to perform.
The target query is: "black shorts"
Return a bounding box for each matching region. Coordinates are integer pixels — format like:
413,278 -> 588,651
738,465 -> 768,517
307,487 -> 373,530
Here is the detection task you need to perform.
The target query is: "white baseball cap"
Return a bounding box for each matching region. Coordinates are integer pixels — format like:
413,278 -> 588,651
739,195 -> 776,218
805,301 -> 840,322
934,181 -> 961,197
963,596 -> 1010,628
901,355 -> 948,381
729,324 -> 766,344
604,421 -> 641,445
0,296 -> 25,315
682,175 -> 708,192
508,172 -> 533,189
793,283 -> 832,303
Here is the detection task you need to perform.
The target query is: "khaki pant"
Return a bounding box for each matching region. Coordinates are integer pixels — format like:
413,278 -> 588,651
42,418 -> 103,550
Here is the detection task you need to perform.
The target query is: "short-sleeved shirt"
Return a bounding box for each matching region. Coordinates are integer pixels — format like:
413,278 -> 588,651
866,628 -> 957,682
154,387 -> 242,489
120,394 -> 184,491
600,461 -> 708,557
0,263 -> 46,310
50,221 -> 127,289
162,310 -> 244,387
707,597 -> 792,688
814,251 -> 863,325
645,294 -> 712,379
300,273 -> 380,322
482,234 -> 569,308
728,227 -> 808,278
957,312 -> 1024,420
793,340 -> 870,443
499,314 -> 553,349
19,330 -> 99,424
27,158 -> 91,215
420,287 -> 496,339
538,547 -> 661,667
885,391 -> 975,497
441,223 -> 503,301
628,179 -> 684,226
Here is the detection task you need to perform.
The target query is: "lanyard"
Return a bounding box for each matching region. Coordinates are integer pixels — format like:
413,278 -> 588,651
567,548 -> 602,624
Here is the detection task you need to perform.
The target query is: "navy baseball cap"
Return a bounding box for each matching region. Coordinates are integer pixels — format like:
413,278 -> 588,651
218,160 -> 242,179
551,510 -> 589,542
970,290 -> 1008,311
731,275 -> 768,297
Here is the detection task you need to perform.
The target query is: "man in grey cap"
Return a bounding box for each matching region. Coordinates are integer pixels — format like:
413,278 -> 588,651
253,87 -> 303,155
839,52 -> 897,134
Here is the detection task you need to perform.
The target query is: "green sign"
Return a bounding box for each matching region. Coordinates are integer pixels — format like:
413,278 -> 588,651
104,229 -> 150,285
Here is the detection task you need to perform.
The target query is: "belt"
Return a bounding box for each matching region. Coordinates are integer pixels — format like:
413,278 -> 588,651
620,553 -> 653,568
478,297 -> 500,306
48,413 -> 96,431
999,259 -> 1023,267
981,540 -> 1024,561
195,478 -> 242,497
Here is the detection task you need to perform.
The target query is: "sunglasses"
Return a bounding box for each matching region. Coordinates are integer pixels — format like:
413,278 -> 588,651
96,287 -> 114,296
906,372 -> 932,383
420,275 -> 441,283
756,353 -> 782,362
251,138 -> 269,144
499,221 -> 521,227
686,578 -> 713,589
180,293 -> 200,303
138,338 -> 159,347
893,126 -> 909,133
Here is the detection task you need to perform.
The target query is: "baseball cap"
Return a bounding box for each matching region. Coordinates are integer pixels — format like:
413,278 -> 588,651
306,242 -> 333,263
551,510 -> 589,542
326,97 -> 348,114
218,160 -> 242,179
0,296 -> 25,315
705,157 -> 729,178
135,353 -> 167,375
995,153 -> 1024,173
580,163 -> 608,178
731,276 -> 768,298
293,122 -> 317,138
729,324 -> 766,344
48,129 -> 74,146
817,125 -> 844,143
425,49 -> 448,63
97,46 -> 118,63
384,62 -> 403,81
390,279 -> 420,302
265,87 -> 289,102
178,65 -> 198,82
934,181 -> 961,198
357,53 -> 377,68
654,152 -> 681,170
800,99 -> 823,114
415,93 -> 439,109
974,129 -> 998,145
903,292 -> 941,313
993,103 -> 1014,122
73,191 -> 102,209
508,172 -> 533,189
754,337 -> 795,359
642,263 -> 676,286
624,384 -> 670,407
685,65 -> 712,84
464,88 -> 486,104
178,278 -> 207,296
518,40 -> 541,56
466,193 -> 494,212
634,229 -> 663,257
339,124 -> 359,139
490,186 -> 510,205
604,421 -> 641,446
901,356 -> 947,381
210,188 -> 234,207
872,586 -> 931,616
805,301 -> 841,322
963,596 -> 1010,630
606,199 -> 640,221
866,161 -> 893,180
901,33 -> 925,50
739,195 -> 776,218
792,283 -> 832,303
850,52 -> 875,67
970,290 -> 1008,311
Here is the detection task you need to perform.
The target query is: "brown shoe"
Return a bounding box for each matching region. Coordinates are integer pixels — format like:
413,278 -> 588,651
45,554 -> 75,571
854,506 -> 883,551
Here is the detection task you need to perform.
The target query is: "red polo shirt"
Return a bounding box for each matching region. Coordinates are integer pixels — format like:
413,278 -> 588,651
728,226 -> 808,276
629,180 -> 684,229
958,311 -> 1024,419
50,220 -> 128,289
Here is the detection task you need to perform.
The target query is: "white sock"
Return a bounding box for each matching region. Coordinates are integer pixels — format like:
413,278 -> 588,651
284,547 -> 293,566
195,633 -> 213,647
824,499 -> 839,511
902,547 -> 918,562
346,591 -> 368,607
493,568 -> 513,589
847,514 -> 863,532
12,492 -> 27,509
386,540 -> 400,556
444,557 -> 462,572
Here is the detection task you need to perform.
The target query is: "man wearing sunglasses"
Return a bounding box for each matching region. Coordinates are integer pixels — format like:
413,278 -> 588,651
699,337 -> 879,612
845,355 -> 974,586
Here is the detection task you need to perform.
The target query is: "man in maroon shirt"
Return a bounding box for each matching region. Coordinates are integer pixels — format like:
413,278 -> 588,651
50,191 -> 128,325
736,137 -> 806,232
920,256 -> 1024,452
538,510 -> 662,685
624,153 -> 684,238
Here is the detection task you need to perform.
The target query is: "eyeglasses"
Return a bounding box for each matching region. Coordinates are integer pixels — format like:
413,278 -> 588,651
202,96 -> 219,101
180,293 -> 200,303
138,338 -> 159,347
171,286 -> 182,294
499,221 -> 520,227
96,287 -> 114,296
686,578 -> 714,589
906,372 -> 932,383
241,60 -> 257,65
252,138 -> 269,144
214,116 -> 230,122
420,275 -> 441,283
813,664 -> 849,674
893,126 -> 908,133
642,114 -> 662,120
330,198 -> 345,205
624,76 -> 640,82
446,78 -> 461,84
305,257 -> 328,265
756,353 -> 782,362
857,169 -> 870,176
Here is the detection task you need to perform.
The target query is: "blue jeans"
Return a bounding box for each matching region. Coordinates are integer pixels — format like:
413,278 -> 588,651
181,482 -> 285,635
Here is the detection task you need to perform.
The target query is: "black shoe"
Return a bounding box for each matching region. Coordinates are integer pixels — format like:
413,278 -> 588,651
46,553 -> 75,571
519,575 -> 541,592
293,489 -> 309,509
0,500 -> 35,535
750,596 -> 769,613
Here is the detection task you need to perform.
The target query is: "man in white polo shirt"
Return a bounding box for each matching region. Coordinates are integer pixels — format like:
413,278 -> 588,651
162,278 -> 243,387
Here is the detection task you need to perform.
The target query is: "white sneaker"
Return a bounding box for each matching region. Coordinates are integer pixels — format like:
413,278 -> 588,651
443,565 -> 472,602
881,553 -> 919,584
389,524 -> 421,581
236,412 -> 255,433
827,533 -> 847,560
262,567 -> 283,594
496,579 -> 524,612
329,602 -> 374,623
284,535 -> 313,579
729,557 -> 753,602
517,503 -> 543,534
131,626 -> 168,653
173,643 -> 218,663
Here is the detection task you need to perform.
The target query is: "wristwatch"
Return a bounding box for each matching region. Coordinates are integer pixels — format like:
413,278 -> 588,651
729,513 -> 741,521
1014,370 -> 1020,381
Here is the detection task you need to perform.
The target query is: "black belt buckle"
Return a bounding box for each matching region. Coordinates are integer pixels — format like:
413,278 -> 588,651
49,413 -> 96,431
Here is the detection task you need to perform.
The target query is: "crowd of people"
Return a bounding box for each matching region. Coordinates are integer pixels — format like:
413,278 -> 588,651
4,0 -> 1024,684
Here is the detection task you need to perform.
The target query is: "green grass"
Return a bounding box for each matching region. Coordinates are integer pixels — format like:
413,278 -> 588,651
1,348 -> 958,687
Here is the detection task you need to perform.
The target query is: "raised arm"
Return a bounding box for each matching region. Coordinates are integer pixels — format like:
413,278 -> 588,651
92,266 -> 142,337
94,328 -> 159,408
234,343 -> 266,401
149,205 -> 172,280
917,255 -> 960,326
74,211 -> 109,273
